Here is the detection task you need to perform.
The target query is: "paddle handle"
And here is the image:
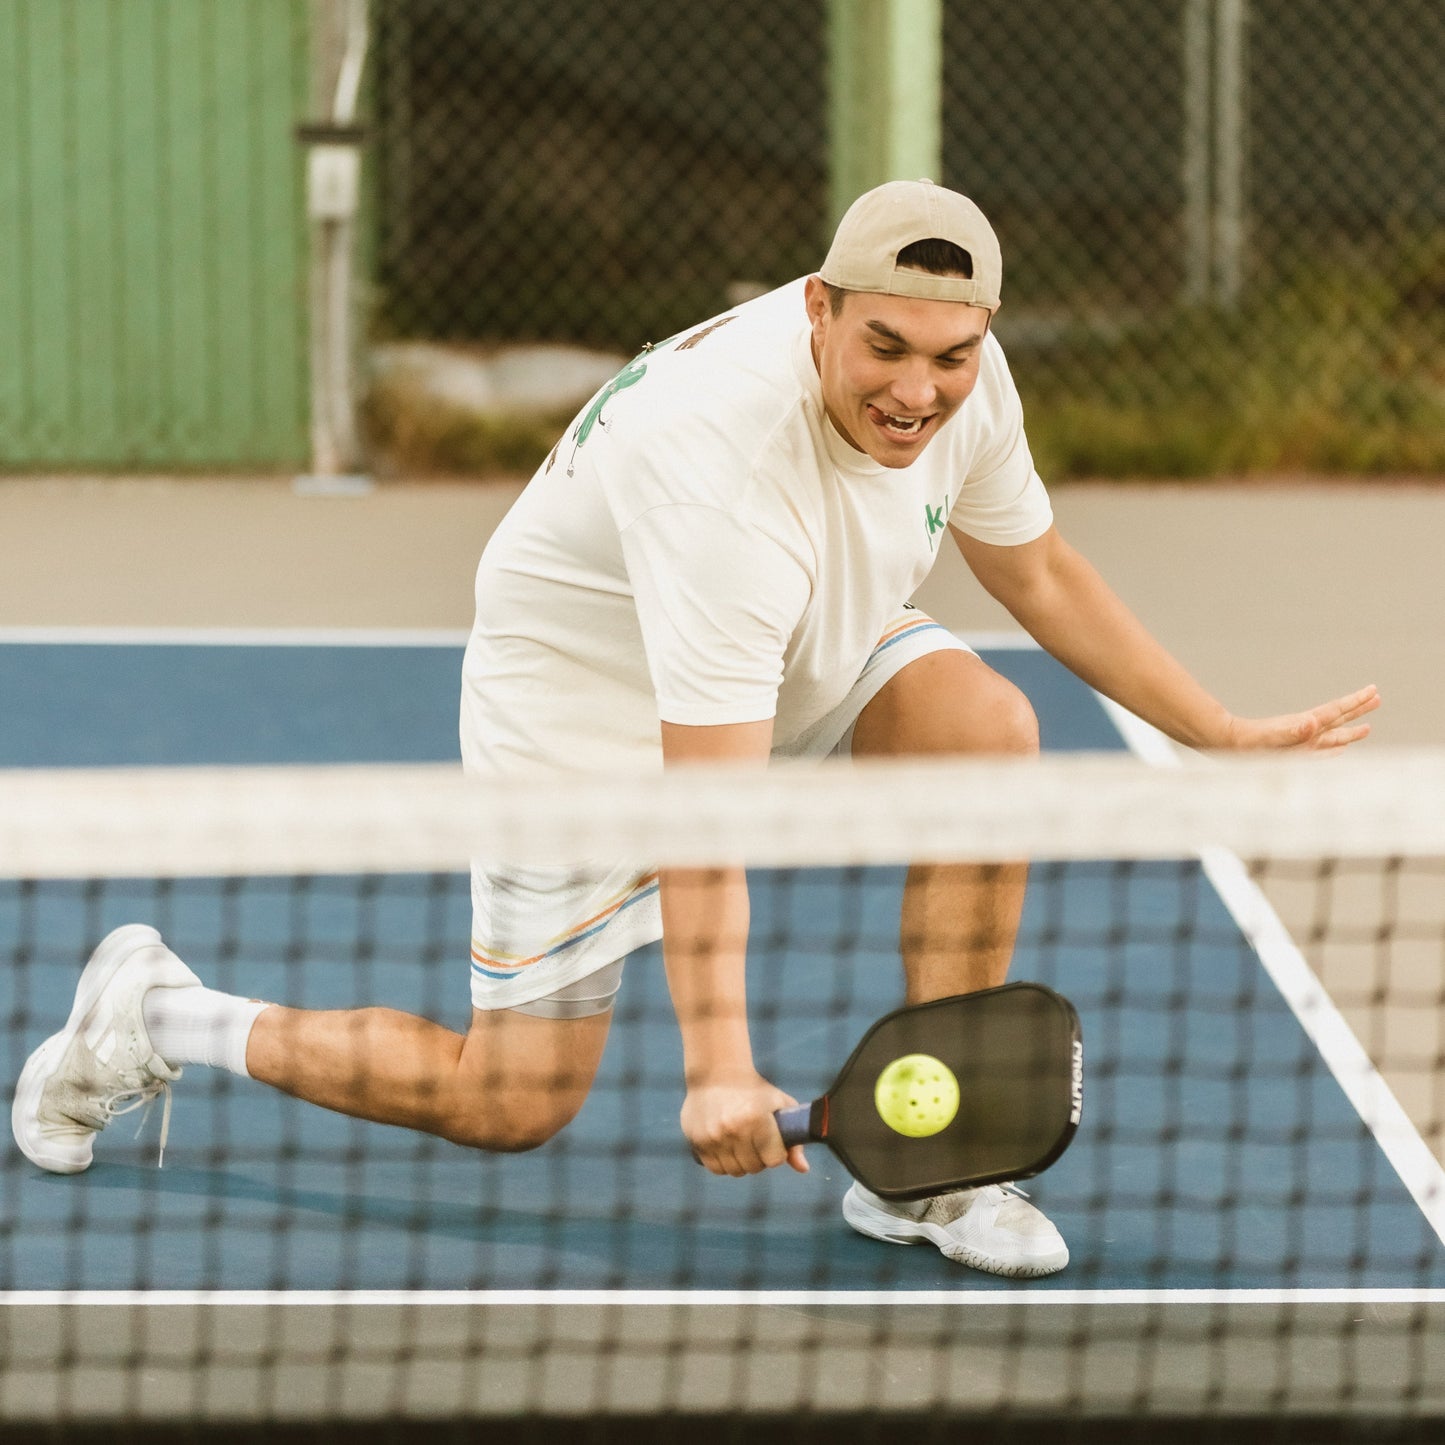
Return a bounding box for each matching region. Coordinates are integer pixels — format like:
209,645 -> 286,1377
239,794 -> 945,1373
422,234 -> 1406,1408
774,1100 -> 822,1147
689,1100 -> 820,1167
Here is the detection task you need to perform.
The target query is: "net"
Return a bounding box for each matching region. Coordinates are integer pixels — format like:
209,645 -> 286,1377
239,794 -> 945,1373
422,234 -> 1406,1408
2,751 -> 1444,1444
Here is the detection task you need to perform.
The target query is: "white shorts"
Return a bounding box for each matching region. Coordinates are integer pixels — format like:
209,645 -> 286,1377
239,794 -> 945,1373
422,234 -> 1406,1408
468,606 -> 972,1013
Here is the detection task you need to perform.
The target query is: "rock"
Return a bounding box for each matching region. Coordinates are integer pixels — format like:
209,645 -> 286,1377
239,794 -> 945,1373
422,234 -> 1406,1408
369,342 -> 627,419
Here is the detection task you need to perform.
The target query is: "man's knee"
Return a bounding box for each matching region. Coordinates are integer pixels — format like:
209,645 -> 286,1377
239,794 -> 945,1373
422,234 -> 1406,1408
856,651 -> 1040,758
439,1079 -> 591,1152
971,673 -> 1040,756
443,1116 -> 541,1153
442,1005 -> 609,1153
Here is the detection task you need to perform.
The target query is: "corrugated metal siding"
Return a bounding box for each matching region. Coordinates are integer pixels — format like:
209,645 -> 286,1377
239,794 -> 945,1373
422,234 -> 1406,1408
0,0 -> 310,469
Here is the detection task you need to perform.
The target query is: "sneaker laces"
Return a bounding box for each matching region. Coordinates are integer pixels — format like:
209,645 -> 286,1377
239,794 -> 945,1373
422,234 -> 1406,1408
920,1180 -> 1030,1226
99,1080 -> 174,1167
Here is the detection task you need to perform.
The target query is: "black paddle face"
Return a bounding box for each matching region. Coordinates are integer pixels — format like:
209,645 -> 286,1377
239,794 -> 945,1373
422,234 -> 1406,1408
820,982 -> 1082,1201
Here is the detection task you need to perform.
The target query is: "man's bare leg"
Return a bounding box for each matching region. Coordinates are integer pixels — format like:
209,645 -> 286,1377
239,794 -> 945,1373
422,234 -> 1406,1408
245,1002 -> 611,1151
849,648 -> 1038,1001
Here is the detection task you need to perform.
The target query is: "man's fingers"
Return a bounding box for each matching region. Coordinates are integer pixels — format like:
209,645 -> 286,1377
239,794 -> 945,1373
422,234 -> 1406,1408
692,1131 -> 778,1177
1310,688 -> 1378,748
757,1122 -> 789,1172
1315,724 -> 1371,751
711,1144 -> 748,1178
1257,686 -> 1381,751
684,1081 -> 801,1177
1304,719 -> 1373,751
1317,685 -> 1380,728
694,1147 -> 741,1178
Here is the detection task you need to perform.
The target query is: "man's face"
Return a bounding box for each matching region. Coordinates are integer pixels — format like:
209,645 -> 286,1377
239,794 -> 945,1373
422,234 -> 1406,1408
803,275 -> 992,469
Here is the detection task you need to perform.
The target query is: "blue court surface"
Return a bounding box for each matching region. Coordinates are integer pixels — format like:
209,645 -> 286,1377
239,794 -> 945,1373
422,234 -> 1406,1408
1,633 -> 1442,1297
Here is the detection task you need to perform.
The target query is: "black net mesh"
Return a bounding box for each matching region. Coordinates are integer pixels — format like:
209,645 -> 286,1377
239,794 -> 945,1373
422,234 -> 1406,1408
371,0 -> 828,350
2,759 -> 1444,1441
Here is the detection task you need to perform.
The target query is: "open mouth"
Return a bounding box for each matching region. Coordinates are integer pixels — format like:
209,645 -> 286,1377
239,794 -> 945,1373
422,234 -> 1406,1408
867,405 -> 931,440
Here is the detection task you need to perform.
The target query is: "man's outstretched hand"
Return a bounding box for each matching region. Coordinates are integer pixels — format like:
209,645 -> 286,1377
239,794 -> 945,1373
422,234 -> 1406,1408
1222,684 -> 1381,751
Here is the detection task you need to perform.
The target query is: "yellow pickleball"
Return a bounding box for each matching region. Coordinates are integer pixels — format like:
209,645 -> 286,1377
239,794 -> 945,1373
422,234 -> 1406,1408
873,1053 -> 960,1138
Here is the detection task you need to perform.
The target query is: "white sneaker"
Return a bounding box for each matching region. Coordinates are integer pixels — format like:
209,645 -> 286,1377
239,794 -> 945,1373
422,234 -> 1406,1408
12,924 -> 200,1174
842,1180 -> 1069,1278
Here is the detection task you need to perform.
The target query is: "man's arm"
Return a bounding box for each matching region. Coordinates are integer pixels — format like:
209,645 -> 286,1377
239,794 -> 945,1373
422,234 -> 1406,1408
658,718 -> 808,1177
952,523 -> 1379,750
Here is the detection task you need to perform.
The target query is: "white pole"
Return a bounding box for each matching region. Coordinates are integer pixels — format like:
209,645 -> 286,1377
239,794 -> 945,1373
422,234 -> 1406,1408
1181,0 -> 1213,304
300,0 -> 371,491
1213,0 -> 1248,305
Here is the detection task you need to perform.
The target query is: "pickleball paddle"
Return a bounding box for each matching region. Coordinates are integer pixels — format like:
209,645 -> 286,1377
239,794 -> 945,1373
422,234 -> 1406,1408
773,981 -> 1082,1200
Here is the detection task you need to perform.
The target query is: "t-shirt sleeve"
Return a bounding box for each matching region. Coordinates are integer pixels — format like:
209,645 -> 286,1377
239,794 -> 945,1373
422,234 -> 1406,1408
947,341 -> 1054,545
618,503 -> 810,727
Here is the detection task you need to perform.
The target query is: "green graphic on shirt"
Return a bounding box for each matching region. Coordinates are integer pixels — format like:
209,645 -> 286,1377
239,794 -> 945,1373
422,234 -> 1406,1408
576,354 -> 650,449
561,318 -> 735,475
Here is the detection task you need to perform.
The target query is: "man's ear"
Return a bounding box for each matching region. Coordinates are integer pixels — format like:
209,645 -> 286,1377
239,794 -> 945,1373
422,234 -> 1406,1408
803,275 -> 833,340
803,274 -> 824,315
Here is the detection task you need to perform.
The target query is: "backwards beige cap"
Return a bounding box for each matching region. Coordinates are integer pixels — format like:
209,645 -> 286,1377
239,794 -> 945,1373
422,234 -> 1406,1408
819,179 -> 1002,312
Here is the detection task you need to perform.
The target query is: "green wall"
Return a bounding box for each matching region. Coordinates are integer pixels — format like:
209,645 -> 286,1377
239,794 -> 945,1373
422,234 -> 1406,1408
0,0 -> 310,470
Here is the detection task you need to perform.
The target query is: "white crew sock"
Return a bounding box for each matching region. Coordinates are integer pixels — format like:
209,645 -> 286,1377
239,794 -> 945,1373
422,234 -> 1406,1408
141,985 -> 270,1078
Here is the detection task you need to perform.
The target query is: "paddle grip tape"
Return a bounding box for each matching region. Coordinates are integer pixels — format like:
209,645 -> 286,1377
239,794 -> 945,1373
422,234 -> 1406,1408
774,1098 -> 827,1147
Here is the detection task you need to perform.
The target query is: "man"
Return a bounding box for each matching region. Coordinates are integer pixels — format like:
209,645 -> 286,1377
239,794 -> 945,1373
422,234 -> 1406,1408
12,181 -> 1377,1278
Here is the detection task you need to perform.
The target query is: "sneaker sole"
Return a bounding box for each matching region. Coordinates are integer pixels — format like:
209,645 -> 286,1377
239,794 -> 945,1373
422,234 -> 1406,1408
11,924 -> 166,1175
842,1187 -> 1069,1279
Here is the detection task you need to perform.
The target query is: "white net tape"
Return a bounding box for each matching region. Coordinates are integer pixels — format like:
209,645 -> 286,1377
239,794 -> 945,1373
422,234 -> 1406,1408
2,749 -> 1444,878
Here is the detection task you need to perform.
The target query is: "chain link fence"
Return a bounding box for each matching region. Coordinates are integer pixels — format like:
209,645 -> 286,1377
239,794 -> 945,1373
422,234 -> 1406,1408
368,0 -> 1445,477
371,0 -> 825,349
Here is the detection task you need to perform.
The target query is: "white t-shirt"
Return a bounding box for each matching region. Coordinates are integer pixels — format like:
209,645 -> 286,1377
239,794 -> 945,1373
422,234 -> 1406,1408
460,278 -> 1052,780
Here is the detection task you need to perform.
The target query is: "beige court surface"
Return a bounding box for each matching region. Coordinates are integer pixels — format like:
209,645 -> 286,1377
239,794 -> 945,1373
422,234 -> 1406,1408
1,473 -> 1439,746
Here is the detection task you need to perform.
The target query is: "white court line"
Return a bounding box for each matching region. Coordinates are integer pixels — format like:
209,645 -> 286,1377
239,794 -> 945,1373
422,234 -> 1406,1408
0,625 -> 470,647
0,626 -> 1037,651
3,1287 -> 1444,1308
1098,694 -> 1445,1251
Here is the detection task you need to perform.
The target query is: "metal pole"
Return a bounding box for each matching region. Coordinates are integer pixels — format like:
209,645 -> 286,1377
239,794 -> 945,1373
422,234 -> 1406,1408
827,0 -> 943,232
1212,0 -> 1248,305
1181,0 -> 1213,304
883,0 -> 942,185
300,0 -> 370,489
827,0 -> 865,225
